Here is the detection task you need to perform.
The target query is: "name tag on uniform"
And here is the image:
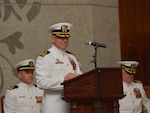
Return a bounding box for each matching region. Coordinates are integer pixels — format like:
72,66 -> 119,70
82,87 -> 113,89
19,96 -> 26,98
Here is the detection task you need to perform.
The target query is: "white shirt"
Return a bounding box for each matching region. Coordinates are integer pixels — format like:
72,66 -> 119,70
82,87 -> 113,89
35,45 -> 82,113
4,82 -> 44,113
119,81 -> 150,113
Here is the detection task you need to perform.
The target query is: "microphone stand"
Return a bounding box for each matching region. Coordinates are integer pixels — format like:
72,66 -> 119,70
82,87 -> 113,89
91,46 -> 101,113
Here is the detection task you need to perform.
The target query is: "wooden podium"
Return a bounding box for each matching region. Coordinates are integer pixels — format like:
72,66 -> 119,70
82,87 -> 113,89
62,68 -> 124,113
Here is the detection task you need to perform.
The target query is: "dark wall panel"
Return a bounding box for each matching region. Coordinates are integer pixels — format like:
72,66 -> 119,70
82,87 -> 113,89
118,0 -> 150,85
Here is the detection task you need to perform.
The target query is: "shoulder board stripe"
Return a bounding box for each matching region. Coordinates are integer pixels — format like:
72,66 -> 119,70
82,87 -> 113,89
8,85 -> 19,90
40,51 -> 50,57
134,80 -> 142,84
65,51 -> 74,55
34,84 -> 37,87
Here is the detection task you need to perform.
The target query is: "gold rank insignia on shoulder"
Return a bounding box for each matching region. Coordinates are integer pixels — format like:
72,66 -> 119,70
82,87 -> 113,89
39,51 -> 50,57
134,88 -> 141,98
134,80 -> 142,84
8,85 -> 18,90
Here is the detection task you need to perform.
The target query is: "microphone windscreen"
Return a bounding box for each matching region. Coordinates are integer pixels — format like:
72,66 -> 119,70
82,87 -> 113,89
85,40 -> 91,45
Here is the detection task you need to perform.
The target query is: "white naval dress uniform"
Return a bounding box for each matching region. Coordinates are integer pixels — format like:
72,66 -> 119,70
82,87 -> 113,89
119,81 -> 150,113
4,82 -> 44,113
35,45 -> 82,113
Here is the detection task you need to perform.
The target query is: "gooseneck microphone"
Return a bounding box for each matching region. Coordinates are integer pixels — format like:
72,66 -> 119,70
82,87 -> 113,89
85,40 -> 106,48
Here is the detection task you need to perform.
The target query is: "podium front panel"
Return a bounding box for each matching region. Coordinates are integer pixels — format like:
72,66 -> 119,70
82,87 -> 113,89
62,67 -> 123,101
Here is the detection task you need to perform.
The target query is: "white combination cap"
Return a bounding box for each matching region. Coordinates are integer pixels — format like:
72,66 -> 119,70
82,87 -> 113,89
48,22 -> 73,38
118,61 -> 139,67
118,61 -> 139,74
14,59 -> 35,76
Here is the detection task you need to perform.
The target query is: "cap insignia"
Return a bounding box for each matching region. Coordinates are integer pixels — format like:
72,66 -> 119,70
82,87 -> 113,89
61,25 -> 68,33
131,64 -> 136,69
29,61 -> 34,67
52,25 -> 70,38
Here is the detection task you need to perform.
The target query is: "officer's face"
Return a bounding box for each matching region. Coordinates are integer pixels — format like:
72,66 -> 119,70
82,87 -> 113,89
51,36 -> 69,50
122,69 -> 134,84
18,70 -> 34,84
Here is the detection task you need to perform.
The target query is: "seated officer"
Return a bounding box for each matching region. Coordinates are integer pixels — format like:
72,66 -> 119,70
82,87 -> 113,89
4,59 -> 44,113
118,60 -> 150,113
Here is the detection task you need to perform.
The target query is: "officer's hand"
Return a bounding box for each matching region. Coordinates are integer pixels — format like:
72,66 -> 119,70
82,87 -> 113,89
64,73 -> 79,81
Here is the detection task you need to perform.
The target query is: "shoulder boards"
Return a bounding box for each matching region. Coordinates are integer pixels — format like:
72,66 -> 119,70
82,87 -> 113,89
39,51 -> 50,57
8,85 -> 19,90
65,51 -> 74,55
34,84 -> 37,87
134,80 -> 142,84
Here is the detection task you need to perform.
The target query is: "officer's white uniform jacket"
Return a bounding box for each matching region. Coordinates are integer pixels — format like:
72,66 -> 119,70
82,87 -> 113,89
119,81 -> 150,113
35,45 -> 82,113
4,82 -> 44,113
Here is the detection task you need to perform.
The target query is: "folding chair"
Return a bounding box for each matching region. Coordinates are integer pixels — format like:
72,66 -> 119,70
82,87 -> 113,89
144,86 -> 150,99
0,96 -> 5,113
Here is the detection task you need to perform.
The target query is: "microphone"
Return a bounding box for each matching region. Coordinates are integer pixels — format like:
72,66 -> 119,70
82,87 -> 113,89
85,40 -> 106,48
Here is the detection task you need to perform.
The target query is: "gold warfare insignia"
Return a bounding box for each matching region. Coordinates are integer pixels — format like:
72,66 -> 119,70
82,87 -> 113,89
55,59 -> 64,64
131,64 -> 136,69
134,88 -> 141,98
40,51 -> 50,57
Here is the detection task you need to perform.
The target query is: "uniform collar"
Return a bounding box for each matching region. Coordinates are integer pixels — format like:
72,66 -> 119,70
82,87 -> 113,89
123,81 -> 134,87
19,82 -> 33,88
51,45 -> 66,55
